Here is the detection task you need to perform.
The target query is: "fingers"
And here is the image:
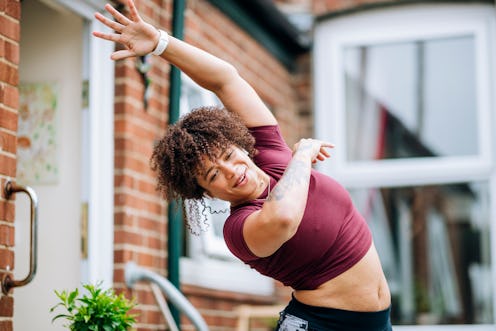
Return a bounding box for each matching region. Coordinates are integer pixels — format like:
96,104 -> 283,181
94,12 -> 124,33
92,30 -> 120,43
92,30 -> 137,60
310,140 -> 334,163
111,49 -> 136,61
293,138 -> 335,164
127,0 -> 143,23
104,3 -> 132,26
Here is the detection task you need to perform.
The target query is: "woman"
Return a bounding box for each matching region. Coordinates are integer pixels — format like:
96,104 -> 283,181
94,1 -> 392,330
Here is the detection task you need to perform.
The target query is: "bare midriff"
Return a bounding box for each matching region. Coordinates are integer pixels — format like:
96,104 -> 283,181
293,242 -> 391,312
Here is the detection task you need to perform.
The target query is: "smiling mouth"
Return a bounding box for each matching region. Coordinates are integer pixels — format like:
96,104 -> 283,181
234,171 -> 246,188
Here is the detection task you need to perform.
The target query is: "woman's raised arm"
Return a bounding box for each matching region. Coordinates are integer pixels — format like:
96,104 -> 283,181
93,0 -> 276,127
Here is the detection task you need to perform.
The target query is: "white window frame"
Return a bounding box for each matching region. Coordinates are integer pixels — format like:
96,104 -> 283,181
314,4 -> 495,189
179,74 -> 274,295
314,3 -> 496,330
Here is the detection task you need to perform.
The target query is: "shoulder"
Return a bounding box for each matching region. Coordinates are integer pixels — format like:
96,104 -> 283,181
224,205 -> 261,261
249,125 -> 289,150
249,125 -> 292,172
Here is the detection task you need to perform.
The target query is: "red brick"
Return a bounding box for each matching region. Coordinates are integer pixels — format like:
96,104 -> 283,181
137,217 -> 164,233
0,130 -> 16,154
0,295 -> 13,317
0,16 -> 20,41
0,154 -> 16,177
114,174 -> 135,189
4,41 -> 19,65
115,82 -> 145,103
6,1 -> 21,20
0,62 -> 18,86
0,320 -> 12,331
114,229 -> 143,246
0,107 -> 17,132
0,224 -> 14,246
0,85 -> 18,109
0,200 -> 15,223
114,211 -> 135,227
0,249 -> 14,269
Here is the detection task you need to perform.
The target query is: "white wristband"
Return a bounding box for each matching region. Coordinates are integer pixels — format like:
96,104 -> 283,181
152,29 -> 169,56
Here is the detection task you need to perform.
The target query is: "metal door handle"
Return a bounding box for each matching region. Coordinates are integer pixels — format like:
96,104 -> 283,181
2,181 -> 38,294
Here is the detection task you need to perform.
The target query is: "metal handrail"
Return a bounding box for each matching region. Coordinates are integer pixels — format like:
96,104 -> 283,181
2,181 -> 39,294
125,262 -> 209,331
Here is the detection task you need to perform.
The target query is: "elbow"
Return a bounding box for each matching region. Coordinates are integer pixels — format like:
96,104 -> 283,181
212,63 -> 240,92
222,62 -> 239,78
272,211 -> 301,239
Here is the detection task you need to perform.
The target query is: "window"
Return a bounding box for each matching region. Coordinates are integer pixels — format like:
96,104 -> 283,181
314,4 -> 495,328
349,182 -> 492,325
179,74 -> 273,295
314,4 -> 494,188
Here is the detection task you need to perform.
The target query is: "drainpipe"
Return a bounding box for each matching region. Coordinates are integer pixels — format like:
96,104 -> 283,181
167,0 -> 186,326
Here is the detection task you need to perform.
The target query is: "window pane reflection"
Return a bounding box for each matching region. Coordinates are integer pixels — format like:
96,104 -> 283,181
344,36 -> 478,161
350,182 -> 493,325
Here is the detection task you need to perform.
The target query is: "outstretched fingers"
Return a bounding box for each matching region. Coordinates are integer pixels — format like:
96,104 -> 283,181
126,0 -> 143,23
104,3 -> 132,26
314,142 -> 334,163
92,29 -> 119,43
94,12 -> 124,33
110,49 -> 136,61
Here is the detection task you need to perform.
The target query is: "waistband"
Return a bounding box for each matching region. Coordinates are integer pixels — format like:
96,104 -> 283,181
284,295 -> 391,330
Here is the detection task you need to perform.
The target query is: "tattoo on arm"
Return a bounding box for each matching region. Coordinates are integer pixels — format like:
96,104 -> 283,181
268,156 -> 311,202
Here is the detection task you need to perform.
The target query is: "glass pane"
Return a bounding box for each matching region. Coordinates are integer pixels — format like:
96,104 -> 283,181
344,36 -> 478,161
204,198 -> 230,239
349,182 -> 493,325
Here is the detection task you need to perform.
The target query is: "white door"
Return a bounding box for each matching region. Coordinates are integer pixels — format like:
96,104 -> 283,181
14,1 -> 114,330
15,1 -> 83,330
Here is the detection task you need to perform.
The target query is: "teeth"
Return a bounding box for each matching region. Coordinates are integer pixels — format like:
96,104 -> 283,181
237,174 -> 245,186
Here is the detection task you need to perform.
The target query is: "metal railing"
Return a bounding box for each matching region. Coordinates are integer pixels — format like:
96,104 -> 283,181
125,262 -> 209,331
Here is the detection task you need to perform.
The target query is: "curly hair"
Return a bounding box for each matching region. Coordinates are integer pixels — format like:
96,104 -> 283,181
150,106 -> 256,202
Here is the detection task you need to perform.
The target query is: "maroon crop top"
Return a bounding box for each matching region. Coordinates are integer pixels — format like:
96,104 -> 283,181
223,125 -> 372,290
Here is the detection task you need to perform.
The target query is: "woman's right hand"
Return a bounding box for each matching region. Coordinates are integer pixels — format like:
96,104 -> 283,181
293,138 -> 334,164
93,0 -> 160,60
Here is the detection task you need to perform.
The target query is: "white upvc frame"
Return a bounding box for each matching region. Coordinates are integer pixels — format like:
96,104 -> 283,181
314,4 -> 495,189
54,0 -> 115,287
314,3 -> 496,330
179,74 -> 274,296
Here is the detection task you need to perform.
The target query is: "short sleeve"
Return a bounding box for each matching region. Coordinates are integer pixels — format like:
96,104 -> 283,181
223,205 -> 260,262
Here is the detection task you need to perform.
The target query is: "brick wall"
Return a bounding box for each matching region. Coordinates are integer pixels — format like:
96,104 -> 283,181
112,0 -> 171,328
0,1 -> 20,331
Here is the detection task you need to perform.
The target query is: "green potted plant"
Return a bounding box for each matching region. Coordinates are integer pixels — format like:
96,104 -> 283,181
50,282 -> 137,331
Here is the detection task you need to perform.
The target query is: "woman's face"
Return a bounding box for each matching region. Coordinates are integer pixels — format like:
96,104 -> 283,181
195,145 -> 265,205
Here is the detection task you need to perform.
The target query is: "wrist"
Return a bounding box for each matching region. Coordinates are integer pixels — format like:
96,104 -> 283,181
152,29 -> 169,55
294,142 -> 314,159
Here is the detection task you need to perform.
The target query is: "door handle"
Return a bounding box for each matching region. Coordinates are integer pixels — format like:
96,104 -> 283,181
2,181 -> 38,294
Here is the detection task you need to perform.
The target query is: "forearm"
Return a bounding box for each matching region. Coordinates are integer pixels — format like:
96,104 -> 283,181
161,36 -> 237,93
161,36 -> 275,126
263,147 -> 314,235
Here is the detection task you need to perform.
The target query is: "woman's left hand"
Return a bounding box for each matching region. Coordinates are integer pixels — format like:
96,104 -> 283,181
93,0 -> 160,60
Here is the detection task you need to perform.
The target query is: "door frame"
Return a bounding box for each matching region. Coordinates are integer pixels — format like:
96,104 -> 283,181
53,0 -> 115,287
